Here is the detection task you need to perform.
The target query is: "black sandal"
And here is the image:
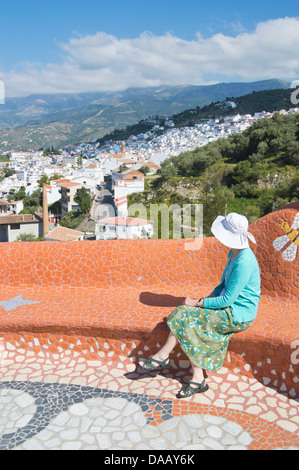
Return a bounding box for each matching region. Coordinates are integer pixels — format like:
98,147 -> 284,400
176,380 -> 209,399
139,356 -> 170,371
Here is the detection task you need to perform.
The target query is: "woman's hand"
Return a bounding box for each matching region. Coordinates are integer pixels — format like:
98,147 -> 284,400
184,297 -> 205,307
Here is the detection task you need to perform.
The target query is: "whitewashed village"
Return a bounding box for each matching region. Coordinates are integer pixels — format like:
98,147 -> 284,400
0,106 -> 298,243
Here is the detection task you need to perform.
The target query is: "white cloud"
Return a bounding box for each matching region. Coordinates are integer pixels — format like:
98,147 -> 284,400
2,17 -> 299,97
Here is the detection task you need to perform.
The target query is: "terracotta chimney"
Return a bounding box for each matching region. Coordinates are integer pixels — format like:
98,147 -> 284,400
43,184 -> 49,237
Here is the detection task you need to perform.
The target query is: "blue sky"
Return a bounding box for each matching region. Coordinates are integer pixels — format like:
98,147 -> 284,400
1,0 -> 298,96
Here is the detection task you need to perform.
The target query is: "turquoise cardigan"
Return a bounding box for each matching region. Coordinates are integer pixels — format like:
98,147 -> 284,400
203,248 -> 261,323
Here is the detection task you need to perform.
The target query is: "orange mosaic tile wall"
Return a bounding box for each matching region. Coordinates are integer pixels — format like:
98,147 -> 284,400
0,205 -> 298,397
0,205 -> 297,296
251,202 -> 299,300
0,236 -> 228,288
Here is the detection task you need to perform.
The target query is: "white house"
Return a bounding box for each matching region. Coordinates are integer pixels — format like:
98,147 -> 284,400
82,164 -> 103,182
71,175 -> 98,193
112,170 -> 144,198
9,200 -> 24,214
117,158 -> 137,171
17,169 -> 27,183
114,195 -> 128,217
42,184 -> 61,206
0,214 -> 43,242
95,216 -> 153,240
59,181 -> 82,216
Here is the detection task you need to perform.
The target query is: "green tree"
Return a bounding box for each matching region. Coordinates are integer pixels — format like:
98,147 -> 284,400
60,210 -> 85,229
19,189 -> 42,214
50,174 -> 62,181
160,160 -> 177,179
274,171 -> 299,201
74,187 -> 92,214
7,186 -> 26,202
16,233 -> 37,242
200,170 -> 235,236
231,161 -> 259,185
37,175 -> 50,188
284,141 -> 299,166
139,166 -> 151,175
3,167 -> 15,178
29,189 -> 42,208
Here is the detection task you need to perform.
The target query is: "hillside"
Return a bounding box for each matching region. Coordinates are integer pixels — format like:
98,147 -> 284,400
172,88 -> 296,127
98,88 -> 296,144
0,79 -> 290,152
127,113 -> 299,236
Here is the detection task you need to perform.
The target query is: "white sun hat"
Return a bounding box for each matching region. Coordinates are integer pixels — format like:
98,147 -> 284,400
211,213 -> 257,249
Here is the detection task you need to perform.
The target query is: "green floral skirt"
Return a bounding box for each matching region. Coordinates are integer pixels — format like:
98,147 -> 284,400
167,305 -> 253,371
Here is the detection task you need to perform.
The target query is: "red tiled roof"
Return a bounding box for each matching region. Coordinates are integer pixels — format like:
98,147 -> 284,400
59,182 -> 81,188
0,214 -> 43,224
45,226 -> 84,241
123,170 -> 144,180
143,162 -> 160,169
0,199 -> 9,206
52,178 -> 70,184
119,159 -> 136,164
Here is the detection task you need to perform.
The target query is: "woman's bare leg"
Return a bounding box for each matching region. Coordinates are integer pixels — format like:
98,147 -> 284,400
176,361 -> 207,398
190,362 -> 205,383
154,331 -> 178,361
140,331 -> 178,368
151,334 -> 205,382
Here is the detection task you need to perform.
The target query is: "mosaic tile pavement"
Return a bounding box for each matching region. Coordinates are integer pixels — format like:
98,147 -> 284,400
0,349 -> 298,451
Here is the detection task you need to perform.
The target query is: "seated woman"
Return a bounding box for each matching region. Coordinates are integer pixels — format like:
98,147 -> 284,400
140,213 -> 261,399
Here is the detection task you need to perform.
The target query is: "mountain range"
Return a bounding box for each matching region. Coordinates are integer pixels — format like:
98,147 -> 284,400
0,79 -> 290,152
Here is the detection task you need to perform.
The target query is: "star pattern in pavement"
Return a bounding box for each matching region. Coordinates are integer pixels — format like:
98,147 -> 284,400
0,295 -> 39,312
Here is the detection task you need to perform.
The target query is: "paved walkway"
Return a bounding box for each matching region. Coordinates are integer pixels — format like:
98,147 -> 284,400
0,349 -> 298,451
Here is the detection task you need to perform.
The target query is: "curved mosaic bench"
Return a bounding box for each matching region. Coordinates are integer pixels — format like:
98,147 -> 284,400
0,205 -> 298,398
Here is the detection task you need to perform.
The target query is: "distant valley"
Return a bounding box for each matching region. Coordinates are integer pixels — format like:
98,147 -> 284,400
0,79 -> 290,152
